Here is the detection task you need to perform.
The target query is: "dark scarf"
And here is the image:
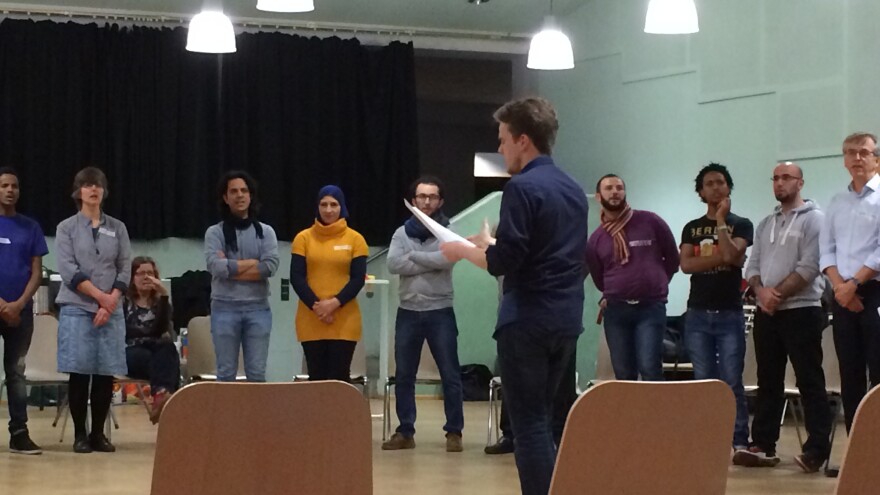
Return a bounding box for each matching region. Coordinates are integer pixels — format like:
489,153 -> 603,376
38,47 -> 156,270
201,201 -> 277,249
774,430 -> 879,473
405,210 -> 449,242
222,215 -> 263,253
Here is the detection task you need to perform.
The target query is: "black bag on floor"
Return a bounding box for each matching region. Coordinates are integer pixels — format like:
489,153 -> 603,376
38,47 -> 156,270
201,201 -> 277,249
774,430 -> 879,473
460,364 -> 493,401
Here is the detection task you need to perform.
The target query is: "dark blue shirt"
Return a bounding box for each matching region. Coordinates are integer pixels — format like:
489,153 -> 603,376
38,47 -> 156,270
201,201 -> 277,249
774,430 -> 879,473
0,213 -> 49,302
486,155 -> 589,337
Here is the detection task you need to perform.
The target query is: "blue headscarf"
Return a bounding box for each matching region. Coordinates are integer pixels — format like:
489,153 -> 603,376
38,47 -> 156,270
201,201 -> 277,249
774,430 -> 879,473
316,185 -> 349,223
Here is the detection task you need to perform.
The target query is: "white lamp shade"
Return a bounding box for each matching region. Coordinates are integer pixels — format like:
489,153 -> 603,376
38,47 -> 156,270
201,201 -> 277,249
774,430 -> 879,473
256,0 -> 315,13
644,0 -> 699,34
186,11 -> 237,53
527,24 -> 574,70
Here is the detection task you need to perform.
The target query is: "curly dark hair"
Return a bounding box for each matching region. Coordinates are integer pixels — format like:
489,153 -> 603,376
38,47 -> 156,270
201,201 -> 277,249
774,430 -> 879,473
694,163 -> 734,195
217,170 -> 261,220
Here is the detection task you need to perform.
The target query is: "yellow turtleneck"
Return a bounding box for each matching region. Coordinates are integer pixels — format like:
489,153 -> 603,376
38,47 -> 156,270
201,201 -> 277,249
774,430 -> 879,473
291,218 -> 369,342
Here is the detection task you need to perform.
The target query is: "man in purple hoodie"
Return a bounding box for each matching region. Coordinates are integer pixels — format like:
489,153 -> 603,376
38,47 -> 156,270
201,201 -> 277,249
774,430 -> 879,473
586,174 -> 679,381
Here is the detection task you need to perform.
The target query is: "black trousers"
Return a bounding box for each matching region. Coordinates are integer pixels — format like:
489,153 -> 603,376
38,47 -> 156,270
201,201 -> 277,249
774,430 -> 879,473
126,340 -> 181,393
498,347 -> 578,445
302,339 -> 356,382
832,281 -> 880,433
751,306 -> 831,457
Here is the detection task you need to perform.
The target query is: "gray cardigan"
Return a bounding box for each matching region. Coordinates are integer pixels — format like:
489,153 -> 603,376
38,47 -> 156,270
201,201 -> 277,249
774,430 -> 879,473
55,212 -> 131,312
387,225 -> 455,311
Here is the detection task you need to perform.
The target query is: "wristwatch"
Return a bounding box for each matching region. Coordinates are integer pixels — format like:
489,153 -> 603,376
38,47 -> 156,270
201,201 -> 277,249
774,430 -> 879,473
846,277 -> 863,287
717,224 -> 729,232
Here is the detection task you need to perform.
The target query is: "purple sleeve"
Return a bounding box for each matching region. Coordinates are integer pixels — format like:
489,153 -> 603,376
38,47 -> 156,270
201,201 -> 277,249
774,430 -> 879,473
651,213 -> 679,280
585,232 -> 604,292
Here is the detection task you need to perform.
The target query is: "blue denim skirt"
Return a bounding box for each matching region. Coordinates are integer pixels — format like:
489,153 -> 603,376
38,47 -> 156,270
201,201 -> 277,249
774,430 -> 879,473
57,305 -> 128,376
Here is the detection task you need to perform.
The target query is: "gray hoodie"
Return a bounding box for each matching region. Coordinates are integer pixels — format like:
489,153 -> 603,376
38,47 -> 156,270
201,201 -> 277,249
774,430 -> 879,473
387,225 -> 456,311
745,200 -> 825,310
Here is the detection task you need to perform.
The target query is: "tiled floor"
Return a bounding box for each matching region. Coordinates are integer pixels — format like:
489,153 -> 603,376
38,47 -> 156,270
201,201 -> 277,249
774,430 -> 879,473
1,398 -> 841,494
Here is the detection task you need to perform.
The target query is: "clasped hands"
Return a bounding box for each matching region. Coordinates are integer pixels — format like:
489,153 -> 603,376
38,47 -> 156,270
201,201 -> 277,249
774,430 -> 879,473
93,290 -> 121,327
0,298 -> 24,327
313,298 -> 341,324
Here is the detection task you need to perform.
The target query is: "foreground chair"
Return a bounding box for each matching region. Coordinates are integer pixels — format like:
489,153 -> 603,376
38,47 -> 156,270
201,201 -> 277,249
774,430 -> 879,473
835,385 -> 880,495
550,380 -> 734,495
151,381 -> 372,495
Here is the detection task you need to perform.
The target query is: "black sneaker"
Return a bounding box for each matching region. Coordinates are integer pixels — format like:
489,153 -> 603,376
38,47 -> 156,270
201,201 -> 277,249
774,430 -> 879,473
794,452 -> 826,474
733,445 -> 780,467
484,436 -> 515,455
9,431 -> 42,455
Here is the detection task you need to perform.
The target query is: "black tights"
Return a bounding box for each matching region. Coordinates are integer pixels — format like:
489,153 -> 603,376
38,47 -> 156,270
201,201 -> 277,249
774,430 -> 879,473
68,373 -> 114,438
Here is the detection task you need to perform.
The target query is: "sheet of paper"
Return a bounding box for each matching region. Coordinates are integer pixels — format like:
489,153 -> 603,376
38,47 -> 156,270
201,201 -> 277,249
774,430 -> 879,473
404,200 -> 475,247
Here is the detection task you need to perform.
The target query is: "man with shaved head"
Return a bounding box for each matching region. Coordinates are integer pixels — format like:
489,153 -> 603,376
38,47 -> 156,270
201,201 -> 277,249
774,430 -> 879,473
736,162 -> 831,473
819,132 -> 880,476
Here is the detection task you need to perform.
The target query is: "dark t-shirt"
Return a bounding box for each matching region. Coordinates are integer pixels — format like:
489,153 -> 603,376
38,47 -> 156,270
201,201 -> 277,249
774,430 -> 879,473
681,213 -> 754,310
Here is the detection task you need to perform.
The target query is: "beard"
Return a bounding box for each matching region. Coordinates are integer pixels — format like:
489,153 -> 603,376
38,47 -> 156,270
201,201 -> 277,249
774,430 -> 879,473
774,191 -> 792,203
600,197 -> 627,212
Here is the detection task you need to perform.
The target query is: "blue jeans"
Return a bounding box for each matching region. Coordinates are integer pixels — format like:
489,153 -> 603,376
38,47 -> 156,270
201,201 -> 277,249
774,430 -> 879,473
1,307 -> 33,434
685,308 -> 749,447
603,301 -> 666,381
393,307 -> 463,436
497,324 -> 578,495
210,308 -> 272,382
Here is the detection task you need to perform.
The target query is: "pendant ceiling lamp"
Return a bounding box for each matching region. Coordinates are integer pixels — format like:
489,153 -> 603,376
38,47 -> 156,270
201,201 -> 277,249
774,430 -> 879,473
644,0 -> 699,34
527,1 -> 574,71
256,0 -> 315,13
186,10 -> 237,53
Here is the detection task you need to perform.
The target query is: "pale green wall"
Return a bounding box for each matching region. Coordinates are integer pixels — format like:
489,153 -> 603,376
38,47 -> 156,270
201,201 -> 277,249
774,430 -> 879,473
41,237 -> 301,382
540,0 -> 880,317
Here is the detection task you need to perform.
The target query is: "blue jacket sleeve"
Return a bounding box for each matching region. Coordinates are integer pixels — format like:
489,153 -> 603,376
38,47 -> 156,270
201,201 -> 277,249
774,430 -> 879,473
487,182 -> 532,277
289,254 -> 319,308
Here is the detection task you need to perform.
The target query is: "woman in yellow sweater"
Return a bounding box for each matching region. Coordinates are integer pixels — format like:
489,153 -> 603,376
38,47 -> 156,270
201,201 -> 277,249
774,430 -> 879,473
290,185 -> 368,381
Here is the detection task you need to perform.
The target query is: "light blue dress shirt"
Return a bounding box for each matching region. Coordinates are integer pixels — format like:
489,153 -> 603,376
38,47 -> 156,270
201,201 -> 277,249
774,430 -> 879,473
819,173 -> 880,280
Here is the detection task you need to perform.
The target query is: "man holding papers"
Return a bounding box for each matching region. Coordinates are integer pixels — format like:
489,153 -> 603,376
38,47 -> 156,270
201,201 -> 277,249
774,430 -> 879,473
441,97 -> 589,495
383,176 -> 464,453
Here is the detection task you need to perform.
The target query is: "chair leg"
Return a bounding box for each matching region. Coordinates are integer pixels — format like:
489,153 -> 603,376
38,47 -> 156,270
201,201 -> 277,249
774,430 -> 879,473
362,378 -> 370,401
825,397 -> 842,472
787,397 -> 804,449
780,399 -> 788,427
383,379 -> 392,441
486,383 -> 495,447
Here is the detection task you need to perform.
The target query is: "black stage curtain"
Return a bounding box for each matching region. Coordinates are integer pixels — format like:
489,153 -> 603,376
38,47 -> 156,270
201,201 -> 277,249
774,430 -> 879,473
0,19 -> 419,244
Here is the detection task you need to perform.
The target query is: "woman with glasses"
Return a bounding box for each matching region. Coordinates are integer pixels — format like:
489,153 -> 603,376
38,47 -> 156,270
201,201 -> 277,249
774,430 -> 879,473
55,167 -> 131,453
290,185 -> 367,382
123,256 -> 179,424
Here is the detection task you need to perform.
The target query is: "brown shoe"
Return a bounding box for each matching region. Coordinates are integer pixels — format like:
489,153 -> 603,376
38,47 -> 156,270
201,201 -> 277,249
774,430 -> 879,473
149,390 -> 170,425
382,433 -> 415,450
446,433 -> 463,453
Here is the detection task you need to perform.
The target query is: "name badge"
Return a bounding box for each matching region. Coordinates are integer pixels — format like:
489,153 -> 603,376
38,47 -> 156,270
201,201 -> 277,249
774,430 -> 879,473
0,237 -> 10,244
98,227 -> 116,238
333,245 -> 352,251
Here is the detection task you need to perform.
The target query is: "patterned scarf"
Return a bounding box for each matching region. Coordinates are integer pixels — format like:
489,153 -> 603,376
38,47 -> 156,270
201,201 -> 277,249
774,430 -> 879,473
600,204 -> 634,265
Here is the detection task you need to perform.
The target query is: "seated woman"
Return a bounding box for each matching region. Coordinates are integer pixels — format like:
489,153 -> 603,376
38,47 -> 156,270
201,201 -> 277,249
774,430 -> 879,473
123,256 -> 180,423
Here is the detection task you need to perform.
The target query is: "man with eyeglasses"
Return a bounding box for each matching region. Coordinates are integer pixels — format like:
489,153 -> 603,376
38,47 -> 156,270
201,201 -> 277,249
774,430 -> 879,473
383,176 -> 464,453
735,162 -> 831,473
819,132 -> 880,476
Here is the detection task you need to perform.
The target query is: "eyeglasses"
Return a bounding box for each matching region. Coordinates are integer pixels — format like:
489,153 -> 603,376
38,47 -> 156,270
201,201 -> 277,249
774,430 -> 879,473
843,148 -> 877,158
771,174 -> 802,182
414,194 -> 441,202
